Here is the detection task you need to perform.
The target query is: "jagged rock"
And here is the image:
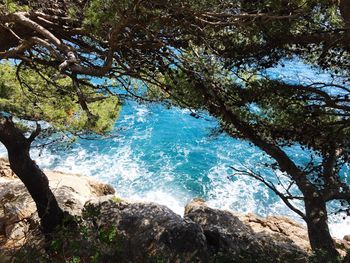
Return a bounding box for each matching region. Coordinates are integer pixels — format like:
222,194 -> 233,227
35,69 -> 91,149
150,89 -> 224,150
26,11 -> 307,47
237,209 -> 350,257
85,198 -> 208,262
80,198 -> 309,263
237,213 -> 311,252
185,199 -> 350,260
0,180 -> 37,248
185,199 -> 308,263
337,239 -> 350,252
0,158 -> 116,249
1,157 -> 349,262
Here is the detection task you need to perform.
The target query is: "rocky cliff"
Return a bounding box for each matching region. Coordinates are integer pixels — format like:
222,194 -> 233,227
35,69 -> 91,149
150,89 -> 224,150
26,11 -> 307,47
0,159 -> 349,262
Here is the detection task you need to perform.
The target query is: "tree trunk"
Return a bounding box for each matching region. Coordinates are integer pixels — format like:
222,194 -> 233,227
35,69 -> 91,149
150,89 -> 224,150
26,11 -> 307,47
196,85 -> 341,261
0,118 -> 64,233
304,195 -> 339,262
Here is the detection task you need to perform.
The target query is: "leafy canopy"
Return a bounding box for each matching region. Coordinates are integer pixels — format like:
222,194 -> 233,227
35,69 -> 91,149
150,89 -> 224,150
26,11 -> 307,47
0,63 -> 120,134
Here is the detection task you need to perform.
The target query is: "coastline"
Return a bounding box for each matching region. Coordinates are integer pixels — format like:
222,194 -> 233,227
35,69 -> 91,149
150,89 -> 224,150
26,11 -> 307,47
1,151 -> 349,241
1,158 -> 349,260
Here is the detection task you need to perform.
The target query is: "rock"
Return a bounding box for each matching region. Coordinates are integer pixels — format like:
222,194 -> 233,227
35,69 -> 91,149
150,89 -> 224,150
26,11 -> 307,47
336,239 -> 350,251
237,213 -> 311,252
238,211 -> 350,257
5,220 -> 29,241
0,158 -> 15,179
1,183 -> 36,224
89,181 -> 115,196
0,158 -> 116,249
85,198 -> 208,262
185,199 -> 308,263
345,235 -> 350,242
341,235 -> 350,257
0,180 -> 37,249
0,157 -> 347,262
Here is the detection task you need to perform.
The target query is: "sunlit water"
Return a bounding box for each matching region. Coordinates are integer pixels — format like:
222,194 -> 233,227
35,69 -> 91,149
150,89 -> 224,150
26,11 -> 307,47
1,60 -> 349,239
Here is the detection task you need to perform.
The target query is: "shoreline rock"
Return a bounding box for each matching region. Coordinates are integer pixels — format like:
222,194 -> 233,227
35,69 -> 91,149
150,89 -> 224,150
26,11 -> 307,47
184,199 -> 308,262
0,159 -> 349,262
0,158 -> 115,249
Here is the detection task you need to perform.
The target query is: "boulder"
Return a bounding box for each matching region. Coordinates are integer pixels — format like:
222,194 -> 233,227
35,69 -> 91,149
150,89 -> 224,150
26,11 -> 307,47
45,169 -> 115,215
237,213 -> 310,252
238,210 -> 350,256
185,199 -> 308,263
85,198 -> 208,262
1,155 -> 348,263
80,198 -> 311,262
0,180 -> 37,248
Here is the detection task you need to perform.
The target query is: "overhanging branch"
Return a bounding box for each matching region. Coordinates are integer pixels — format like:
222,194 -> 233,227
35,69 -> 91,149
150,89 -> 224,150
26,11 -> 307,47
28,122 -> 41,144
230,166 -> 306,220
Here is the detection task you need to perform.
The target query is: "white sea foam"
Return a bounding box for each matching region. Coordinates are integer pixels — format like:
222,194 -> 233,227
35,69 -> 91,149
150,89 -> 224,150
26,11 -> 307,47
125,190 -> 187,216
329,217 -> 350,239
1,142 -> 349,238
0,102 -> 349,240
206,164 -> 256,212
135,105 -> 150,123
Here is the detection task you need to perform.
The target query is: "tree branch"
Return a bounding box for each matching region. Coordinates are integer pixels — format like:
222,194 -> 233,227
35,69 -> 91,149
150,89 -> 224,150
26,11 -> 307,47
28,122 -> 41,144
230,166 -> 306,219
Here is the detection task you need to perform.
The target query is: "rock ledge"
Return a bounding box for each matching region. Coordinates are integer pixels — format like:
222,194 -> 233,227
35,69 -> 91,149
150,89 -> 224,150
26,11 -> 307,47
1,159 -> 349,262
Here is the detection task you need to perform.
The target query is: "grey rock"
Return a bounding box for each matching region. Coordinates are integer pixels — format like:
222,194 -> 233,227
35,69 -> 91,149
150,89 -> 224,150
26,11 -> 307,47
85,199 -> 208,262
1,156 -> 345,263
185,199 -> 308,263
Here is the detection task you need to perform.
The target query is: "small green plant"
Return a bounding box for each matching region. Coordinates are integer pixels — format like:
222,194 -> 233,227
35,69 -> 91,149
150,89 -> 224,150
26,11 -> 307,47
1,0 -> 30,13
12,206 -> 125,263
82,203 -> 101,219
67,256 -> 81,263
307,249 -> 342,263
111,196 -> 123,203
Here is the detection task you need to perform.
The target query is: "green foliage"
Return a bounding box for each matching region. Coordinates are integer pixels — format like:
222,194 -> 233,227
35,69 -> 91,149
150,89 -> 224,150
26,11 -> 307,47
82,0 -> 227,39
181,0 -> 344,72
82,203 -> 101,219
13,207 -> 124,263
154,45 -> 350,163
111,196 -> 123,203
83,0 -> 129,32
0,0 -> 30,13
67,256 -> 80,263
11,204 -> 172,263
0,63 -> 120,135
307,249 -> 343,263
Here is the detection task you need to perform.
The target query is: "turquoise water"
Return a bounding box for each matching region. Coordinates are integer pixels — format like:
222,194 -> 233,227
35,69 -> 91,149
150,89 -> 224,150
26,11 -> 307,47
1,60 -> 349,238
31,101 -> 277,215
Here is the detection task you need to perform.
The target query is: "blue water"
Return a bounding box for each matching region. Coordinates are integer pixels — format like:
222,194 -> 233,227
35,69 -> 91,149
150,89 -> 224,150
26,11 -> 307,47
1,59 -> 349,238
30,102 -> 277,215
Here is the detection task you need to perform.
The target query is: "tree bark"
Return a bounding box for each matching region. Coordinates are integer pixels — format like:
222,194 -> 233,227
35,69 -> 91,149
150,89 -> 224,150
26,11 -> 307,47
0,118 -> 64,233
304,195 -> 339,262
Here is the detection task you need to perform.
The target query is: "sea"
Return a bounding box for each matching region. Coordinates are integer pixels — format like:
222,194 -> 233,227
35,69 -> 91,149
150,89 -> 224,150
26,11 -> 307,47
1,59 -> 349,238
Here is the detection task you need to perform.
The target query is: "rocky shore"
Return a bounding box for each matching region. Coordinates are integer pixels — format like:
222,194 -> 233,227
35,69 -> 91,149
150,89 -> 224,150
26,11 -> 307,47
0,158 -> 349,262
